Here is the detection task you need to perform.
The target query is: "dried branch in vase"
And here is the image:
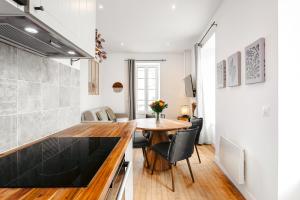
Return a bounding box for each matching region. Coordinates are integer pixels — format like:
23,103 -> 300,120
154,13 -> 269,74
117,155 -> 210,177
192,102 -> 197,117
95,29 -> 107,62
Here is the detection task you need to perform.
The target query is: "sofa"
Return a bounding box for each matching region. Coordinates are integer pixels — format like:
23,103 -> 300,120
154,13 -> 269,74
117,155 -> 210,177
81,106 -> 129,122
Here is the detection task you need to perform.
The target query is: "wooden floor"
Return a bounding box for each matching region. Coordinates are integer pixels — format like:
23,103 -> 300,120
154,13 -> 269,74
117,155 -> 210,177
133,145 -> 245,200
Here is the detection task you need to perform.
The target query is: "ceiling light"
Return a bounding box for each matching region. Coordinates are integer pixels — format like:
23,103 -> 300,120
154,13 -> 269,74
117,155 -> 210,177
24,27 -> 38,34
171,4 -> 176,10
68,50 -> 76,55
99,4 -> 104,9
120,42 -> 124,46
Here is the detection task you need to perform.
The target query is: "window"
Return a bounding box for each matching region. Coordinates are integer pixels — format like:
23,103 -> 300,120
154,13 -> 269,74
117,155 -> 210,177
136,63 -> 160,114
197,33 -> 215,144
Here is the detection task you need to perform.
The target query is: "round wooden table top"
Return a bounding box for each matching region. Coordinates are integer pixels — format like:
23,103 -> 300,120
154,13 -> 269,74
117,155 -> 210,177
135,118 -> 192,131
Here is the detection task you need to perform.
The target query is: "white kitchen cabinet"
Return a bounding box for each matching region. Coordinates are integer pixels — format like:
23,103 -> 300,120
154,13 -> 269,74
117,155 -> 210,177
78,0 -> 96,56
124,138 -> 133,200
28,0 -> 95,57
0,0 -> 25,14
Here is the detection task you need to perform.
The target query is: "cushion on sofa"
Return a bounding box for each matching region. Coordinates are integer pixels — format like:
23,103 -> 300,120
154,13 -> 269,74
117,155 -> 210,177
106,107 -> 117,121
81,106 -> 128,122
95,112 -> 102,120
81,108 -> 100,121
97,110 -> 109,121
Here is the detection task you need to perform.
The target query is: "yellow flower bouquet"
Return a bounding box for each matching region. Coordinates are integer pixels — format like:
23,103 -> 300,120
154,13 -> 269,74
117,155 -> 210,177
150,100 -> 168,121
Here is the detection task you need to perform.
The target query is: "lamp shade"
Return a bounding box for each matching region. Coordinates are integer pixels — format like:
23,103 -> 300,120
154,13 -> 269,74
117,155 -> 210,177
181,105 -> 189,115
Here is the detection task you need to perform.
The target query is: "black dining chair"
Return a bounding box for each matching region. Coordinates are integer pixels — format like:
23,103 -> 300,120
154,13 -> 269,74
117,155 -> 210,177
190,117 -> 203,164
151,128 -> 198,192
142,114 -> 156,139
133,131 -> 150,167
168,117 -> 203,164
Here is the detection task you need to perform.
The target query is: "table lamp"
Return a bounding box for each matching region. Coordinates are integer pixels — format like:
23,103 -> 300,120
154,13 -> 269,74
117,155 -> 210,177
180,105 -> 190,117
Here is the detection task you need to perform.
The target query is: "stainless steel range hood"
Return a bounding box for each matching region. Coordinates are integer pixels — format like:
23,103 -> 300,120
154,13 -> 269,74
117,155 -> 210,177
0,1 -> 91,58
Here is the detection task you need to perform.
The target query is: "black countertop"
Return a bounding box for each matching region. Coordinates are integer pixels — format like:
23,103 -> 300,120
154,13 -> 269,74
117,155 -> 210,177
0,137 -> 120,188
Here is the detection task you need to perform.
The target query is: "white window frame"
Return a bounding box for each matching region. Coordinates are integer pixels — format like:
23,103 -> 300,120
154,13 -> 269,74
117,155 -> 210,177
136,62 -> 160,115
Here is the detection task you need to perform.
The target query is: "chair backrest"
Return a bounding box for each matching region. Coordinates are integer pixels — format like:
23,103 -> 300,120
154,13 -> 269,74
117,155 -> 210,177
168,128 -> 198,163
145,113 -> 166,118
146,114 -> 155,118
190,118 -> 203,144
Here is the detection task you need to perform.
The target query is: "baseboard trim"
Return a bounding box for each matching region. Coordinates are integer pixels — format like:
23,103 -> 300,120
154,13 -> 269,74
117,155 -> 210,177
214,156 -> 256,200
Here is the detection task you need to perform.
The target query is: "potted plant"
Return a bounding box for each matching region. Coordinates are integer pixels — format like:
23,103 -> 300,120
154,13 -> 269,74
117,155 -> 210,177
150,100 -> 168,121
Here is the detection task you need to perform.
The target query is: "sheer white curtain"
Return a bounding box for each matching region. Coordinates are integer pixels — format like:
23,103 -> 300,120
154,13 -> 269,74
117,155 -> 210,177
196,33 -> 216,144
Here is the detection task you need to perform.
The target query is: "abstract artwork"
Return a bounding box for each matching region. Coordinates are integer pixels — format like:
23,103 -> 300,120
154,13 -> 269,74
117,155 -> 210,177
227,52 -> 241,87
88,59 -> 99,95
245,38 -> 265,84
216,60 -> 226,88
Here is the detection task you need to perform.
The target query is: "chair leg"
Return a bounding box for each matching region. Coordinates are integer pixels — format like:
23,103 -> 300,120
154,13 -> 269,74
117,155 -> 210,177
186,158 -> 195,182
170,164 -> 175,192
142,147 -> 150,167
174,162 -> 177,166
194,145 -> 201,164
151,153 -> 158,174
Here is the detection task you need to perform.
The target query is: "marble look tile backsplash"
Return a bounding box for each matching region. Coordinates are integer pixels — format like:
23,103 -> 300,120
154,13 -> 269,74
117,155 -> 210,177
0,42 -> 80,153
0,79 -> 17,115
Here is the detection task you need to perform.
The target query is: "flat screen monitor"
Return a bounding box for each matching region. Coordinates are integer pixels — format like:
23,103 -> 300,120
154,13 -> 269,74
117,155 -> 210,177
184,75 -> 195,97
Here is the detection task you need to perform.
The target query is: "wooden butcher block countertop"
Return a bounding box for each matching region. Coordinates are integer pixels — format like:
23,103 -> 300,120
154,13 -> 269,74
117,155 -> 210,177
0,121 -> 136,200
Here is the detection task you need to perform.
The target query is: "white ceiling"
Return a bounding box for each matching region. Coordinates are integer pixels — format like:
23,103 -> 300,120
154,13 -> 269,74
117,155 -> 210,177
96,0 -> 222,53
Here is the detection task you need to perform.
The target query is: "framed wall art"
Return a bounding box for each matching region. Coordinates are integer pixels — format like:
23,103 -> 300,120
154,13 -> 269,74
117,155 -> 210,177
245,38 -> 265,84
88,59 -> 100,95
216,60 -> 226,88
227,52 -> 241,87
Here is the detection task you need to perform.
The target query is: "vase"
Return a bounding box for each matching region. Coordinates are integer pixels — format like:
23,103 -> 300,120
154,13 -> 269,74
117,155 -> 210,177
156,112 -> 160,122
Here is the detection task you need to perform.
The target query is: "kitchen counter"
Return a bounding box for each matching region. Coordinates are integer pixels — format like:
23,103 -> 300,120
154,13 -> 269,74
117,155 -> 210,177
0,121 -> 136,200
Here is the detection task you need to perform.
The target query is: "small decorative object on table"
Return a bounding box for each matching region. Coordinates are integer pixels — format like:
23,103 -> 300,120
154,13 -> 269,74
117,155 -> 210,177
177,116 -> 190,122
150,100 -> 168,122
177,105 -> 190,121
192,102 -> 197,117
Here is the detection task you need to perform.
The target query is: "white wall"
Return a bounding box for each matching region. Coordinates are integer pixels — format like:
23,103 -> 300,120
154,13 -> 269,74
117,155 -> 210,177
278,1 -> 300,199
184,50 -> 192,77
198,0 -> 278,199
55,59 -> 102,112
99,53 -> 189,119
79,59 -> 102,112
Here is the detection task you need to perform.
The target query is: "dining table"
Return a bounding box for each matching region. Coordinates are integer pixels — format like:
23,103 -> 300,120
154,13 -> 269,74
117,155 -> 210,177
134,118 -> 192,171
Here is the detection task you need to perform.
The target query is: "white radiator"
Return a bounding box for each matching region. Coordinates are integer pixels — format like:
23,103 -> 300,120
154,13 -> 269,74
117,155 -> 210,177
219,136 -> 245,184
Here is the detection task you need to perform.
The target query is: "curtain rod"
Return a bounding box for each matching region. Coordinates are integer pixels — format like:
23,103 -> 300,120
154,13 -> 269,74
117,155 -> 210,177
124,59 -> 167,62
197,21 -> 217,47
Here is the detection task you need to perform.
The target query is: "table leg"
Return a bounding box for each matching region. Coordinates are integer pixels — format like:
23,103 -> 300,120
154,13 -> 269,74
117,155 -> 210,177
145,131 -> 170,171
